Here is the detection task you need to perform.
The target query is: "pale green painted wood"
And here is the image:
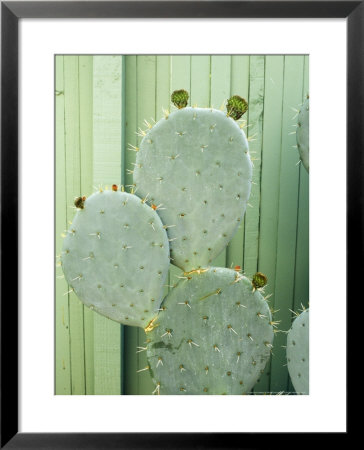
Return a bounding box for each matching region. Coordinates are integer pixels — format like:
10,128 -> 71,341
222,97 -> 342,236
124,55 -> 139,395
190,55 -> 210,106
254,55 -> 285,393
287,57 -> 309,393
269,56 -> 305,393
63,56 -> 86,395
78,56 -> 95,395
55,56 -> 71,395
293,56 -> 309,313
92,55 -> 123,395
226,55 -> 250,270
243,56 -> 265,279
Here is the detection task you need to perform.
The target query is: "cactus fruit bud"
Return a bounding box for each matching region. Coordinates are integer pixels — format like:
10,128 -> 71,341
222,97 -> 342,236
74,196 -> 86,209
171,89 -> 189,109
112,184 -> 118,191
252,272 -> 268,289
226,95 -> 248,120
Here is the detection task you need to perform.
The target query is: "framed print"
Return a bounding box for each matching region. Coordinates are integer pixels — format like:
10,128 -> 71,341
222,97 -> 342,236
1,0 -> 356,447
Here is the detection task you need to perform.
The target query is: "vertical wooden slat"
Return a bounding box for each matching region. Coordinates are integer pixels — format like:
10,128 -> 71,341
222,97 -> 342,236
226,56 -> 250,270
55,55 -> 71,394
243,56 -> 265,278
93,55 -> 123,395
124,55 -> 139,395
288,56 -> 310,393
293,55 -> 309,313
78,55 -> 95,395
269,56 -> 305,393
190,55 -> 210,107
63,55 -> 86,395
210,55 -> 231,268
254,55 -> 285,393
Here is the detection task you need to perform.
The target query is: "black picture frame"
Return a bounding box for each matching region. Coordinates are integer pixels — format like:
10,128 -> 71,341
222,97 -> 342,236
1,1 -> 355,447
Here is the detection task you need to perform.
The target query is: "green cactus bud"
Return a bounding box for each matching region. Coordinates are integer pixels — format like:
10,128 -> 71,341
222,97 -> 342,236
74,196 -> 86,209
171,89 -> 189,109
226,95 -> 248,120
252,272 -> 268,289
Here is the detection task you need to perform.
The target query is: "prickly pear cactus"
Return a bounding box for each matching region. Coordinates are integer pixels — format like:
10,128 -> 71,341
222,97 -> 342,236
145,267 -> 274,394
133,95 -> 252,272
61,188 -> 170,328
287,309 -> 309,394
296,95 -> 309,172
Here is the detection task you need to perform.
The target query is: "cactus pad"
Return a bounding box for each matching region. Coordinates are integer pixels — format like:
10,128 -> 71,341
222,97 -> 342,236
61,189 -> 170,328
145,267 -> 274,394
287,309 -> 309,394
296,96 -> 309,172
226,95 -> 248,120
133,106 -> 252,271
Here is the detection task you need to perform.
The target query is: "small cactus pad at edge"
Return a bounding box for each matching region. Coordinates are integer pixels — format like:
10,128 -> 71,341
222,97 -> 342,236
287,309 -> 309,394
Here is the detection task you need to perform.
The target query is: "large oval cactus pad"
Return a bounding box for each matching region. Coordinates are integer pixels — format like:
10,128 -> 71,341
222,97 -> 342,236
146,267 -> 274,394
134,107 -> 252,271
287,309 -> 309,394
61,190 -> 170,328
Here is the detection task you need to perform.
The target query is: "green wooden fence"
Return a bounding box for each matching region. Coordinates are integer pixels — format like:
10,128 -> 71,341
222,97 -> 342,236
55,55 -> 309,395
